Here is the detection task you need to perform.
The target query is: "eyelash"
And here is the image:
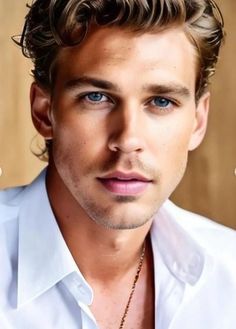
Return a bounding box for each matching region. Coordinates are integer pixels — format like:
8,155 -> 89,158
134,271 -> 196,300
77,92 -> 178,112
148,97 -> 176,110
84,92 -> 110,103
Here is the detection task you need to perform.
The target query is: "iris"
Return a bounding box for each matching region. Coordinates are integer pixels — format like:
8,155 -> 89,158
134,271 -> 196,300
153,97 -> 171,108
86,92 -> 105,102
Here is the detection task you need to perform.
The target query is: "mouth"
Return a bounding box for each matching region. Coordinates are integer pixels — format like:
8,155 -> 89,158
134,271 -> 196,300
97,171 -> 153,195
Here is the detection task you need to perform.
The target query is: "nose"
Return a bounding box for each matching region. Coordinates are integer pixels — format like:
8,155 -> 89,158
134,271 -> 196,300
108,102 -> 146,154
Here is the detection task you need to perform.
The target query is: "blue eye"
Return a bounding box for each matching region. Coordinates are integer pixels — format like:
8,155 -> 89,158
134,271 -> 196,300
152,97 -> 171,108
85,92 -> 107,102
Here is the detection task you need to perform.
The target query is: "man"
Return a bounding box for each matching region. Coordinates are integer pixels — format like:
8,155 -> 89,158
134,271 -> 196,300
1,0 -> 236,328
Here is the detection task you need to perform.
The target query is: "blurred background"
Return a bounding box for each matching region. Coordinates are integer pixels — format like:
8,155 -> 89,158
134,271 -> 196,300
0,1 -> 235,228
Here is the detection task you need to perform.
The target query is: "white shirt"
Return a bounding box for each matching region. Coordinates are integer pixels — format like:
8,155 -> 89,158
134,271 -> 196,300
1,169 -> 236,329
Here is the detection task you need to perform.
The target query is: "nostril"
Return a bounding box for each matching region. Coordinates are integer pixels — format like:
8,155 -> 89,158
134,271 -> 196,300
108,138 -> 144,154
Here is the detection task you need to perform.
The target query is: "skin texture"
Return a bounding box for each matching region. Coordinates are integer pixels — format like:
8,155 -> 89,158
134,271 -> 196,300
30,26 -> 209,328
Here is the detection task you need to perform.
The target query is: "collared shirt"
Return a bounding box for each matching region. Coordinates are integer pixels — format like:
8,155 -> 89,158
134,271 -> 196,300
1,169 -> 236,329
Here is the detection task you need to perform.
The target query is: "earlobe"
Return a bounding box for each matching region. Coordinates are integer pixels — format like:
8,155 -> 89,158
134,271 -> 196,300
188,92 -> 210,151
30,82 -> 53,140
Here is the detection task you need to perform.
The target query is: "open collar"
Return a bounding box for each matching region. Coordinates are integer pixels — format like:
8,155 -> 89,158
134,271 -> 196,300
16,169 -> 207,308
17,169 -> 92,308
151,200 -> 206,286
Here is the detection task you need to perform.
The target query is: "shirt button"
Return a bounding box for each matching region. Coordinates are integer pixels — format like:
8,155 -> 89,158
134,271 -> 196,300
78,284 -> 86,295
189,254 -> 201,271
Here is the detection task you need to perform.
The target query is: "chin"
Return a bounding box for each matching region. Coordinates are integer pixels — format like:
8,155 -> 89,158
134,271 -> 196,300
83,202 -> 156,231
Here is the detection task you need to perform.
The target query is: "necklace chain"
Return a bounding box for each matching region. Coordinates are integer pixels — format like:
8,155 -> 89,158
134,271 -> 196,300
118,241 -> 146,329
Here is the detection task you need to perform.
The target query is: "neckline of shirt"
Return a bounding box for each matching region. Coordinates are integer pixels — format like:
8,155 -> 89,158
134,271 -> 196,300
15,168 -> 207,309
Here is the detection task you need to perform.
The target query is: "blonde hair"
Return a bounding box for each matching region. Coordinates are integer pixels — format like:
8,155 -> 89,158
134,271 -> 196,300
18,0 -> 224,97
15,0 -> 224,159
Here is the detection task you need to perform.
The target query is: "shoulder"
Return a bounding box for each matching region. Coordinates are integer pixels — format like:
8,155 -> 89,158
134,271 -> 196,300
0,169 -> 47,223
0,169 -> 47,205
165,200 -> 236,259
0,185 -> 27,226
0,185 -> 26,205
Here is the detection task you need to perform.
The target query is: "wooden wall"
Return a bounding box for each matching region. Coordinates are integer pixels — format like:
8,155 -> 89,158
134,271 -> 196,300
0,1 -> 235,228
172,0 -> 236,229
0,2 -> 46,188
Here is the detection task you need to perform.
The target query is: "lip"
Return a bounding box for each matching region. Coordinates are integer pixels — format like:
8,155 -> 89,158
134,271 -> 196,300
99,171 -> 151,182
97,171 -> 152,195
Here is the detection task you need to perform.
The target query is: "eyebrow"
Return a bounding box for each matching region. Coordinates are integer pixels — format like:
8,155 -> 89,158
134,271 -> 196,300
143,83 -> 191,99
64,76 -> 121,92
64,76 -> 191,99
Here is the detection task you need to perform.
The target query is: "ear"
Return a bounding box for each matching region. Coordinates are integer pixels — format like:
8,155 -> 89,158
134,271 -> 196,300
188,92 -> 210,151
30,82 -> 53,140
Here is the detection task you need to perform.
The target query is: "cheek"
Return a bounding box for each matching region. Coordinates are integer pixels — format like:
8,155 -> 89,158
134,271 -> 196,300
150,120 -> 194,169
53,127 -> 89,161
51,118 -> 107,173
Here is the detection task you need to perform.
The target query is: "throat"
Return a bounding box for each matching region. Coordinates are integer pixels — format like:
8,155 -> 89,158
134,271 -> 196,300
89,236 -> 155,329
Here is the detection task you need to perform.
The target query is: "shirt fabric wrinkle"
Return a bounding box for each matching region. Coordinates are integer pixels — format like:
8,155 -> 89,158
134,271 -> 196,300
1,168 -> 236,329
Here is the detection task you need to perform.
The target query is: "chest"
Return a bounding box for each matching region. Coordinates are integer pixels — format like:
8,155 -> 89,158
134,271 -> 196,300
90,286 -> 155,329
89,264 -> 155,329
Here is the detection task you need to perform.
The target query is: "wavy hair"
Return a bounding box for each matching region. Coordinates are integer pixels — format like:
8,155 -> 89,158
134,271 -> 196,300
15,0 -> 224,160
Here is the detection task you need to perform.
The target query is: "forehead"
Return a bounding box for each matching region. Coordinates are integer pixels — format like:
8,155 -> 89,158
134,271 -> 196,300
55,26 -> 198,91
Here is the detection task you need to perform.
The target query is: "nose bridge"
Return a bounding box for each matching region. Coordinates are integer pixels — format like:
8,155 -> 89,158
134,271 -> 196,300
120,99 -> 138,130
108,100 -> 145,153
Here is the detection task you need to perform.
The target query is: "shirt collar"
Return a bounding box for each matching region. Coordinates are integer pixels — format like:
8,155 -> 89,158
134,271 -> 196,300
17,169 -> 206,307
17,169 -> 92,308
0,204 -> 18,222
151,200 -> 206,286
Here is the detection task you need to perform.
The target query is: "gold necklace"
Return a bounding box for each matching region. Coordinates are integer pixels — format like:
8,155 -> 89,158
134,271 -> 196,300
119,241 -> 146,329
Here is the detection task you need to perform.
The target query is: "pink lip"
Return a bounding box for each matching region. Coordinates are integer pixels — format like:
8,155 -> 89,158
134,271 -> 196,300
97,171 -> 152,195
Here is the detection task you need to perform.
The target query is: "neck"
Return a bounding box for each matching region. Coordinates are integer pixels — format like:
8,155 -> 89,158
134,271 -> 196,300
60,222 -> 151,283
46,165 -> 153,283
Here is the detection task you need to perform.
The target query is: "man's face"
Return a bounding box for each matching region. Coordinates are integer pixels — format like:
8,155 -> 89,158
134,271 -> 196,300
32,26 -> 209,229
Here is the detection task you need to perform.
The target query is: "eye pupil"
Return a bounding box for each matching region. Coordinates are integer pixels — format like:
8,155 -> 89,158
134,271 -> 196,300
154,97 -> 170,107
88,93 -> 103,101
